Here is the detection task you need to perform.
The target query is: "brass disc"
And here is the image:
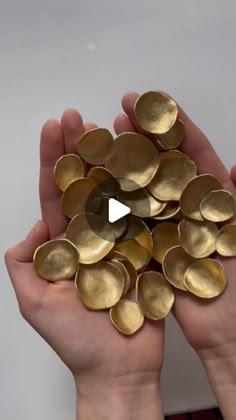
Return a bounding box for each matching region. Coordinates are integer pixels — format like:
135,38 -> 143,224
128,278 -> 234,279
105,132 -> 160,191
117,188 -> 166,218
134,91 -> 178,135
97,197 -> 128,239
114,239 -> 151,272
184,259 -> 227,299
153,201 -> 180,220
75,128 -> 113,165
75,261 -> 124,310
120,215 -> 153,255
87,166 -> 120,197
200,189 -> 236,222
136,271 -> 174,320
110,300 -> 144,335
157,119 -> 186,150
152,222 -> 179,263
61,178 -> 102,219
178,218 -> 218,258
33,239 -> 79,281
54,154 -> 85,191
163,246 -> 195,290
109,260 -> 131,296
66,213 -> 115,264
147,151 -> 197,201
180,174 -> 223,221
106,251 -> 137,289
216,225 -> 236,256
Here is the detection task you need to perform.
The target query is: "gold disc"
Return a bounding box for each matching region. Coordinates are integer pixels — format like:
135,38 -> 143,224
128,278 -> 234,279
97,197 -> 128,239
109,260 -> 131,296
117,188 -> 166,218
105,132 -> 160,191
33,239 -> 79,281
184,259 -> 227,299
106,251 -> 137,289
120,215 -> 153,255
134,91 -> 178,135
61,178 -> 102,219
66,213 -> 115,264
153,201 -> 180,220
54,154 -> 85,191
147,151 -> 197,201
163,246 -> 196,290
110,300 -> 144,335
216,225 -> 236,256
136,271 -> 174,320
152,222 -> 179,263
180,174 -> 223,221
75,261 -> 124,310
75,128 -> 113,165
114,239 -> 151,272
200,189 -> 236,222
178,218 -> 218,258
157,119 -> 186,150
87,166 -> 120,197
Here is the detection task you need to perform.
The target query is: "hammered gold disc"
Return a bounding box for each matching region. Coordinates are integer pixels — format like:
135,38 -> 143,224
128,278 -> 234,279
75,128 -> 113,165
87,166 -> 120,197
105,132 -> 160,191
134,91 -> 178,135
33,239 -> 79,281
106,251 -> 137,289
200,189 -> 236,222
117,188 -> 166,218
97,197 -> 128,239
178,218 -> 218,258
147,151 -> 197,201
66,213 -> 115,264
180,174 -> 223,221
54,154 -> 85,191
114,239 -> 150,272
109,260 -> 131,296
216,225 -> 236,256
61,178 -> 102,219
163,246 -> 196,290
136,271 -> 174,320
75,261 -> 124,310
152,222 -> 179,263
157,119 -> 185,150
153,201 -> 180,220
120,215 -> 153,255
184,259 -> 227,299
110,300 -> 144,335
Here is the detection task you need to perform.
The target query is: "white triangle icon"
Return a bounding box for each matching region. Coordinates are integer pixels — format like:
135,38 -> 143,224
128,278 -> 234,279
108,198 -> 131,223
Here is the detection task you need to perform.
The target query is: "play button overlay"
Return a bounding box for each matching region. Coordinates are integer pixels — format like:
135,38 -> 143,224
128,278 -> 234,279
108,198 -> 131,223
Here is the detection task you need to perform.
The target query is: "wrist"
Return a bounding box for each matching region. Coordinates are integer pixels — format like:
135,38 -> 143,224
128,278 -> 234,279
74,371 -> 163,420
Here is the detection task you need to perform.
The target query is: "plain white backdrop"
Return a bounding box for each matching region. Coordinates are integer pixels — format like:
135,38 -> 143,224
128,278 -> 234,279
1,1 -> 236,418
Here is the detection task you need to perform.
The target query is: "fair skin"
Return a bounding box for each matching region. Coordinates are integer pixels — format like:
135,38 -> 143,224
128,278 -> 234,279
4,91 -> 236,420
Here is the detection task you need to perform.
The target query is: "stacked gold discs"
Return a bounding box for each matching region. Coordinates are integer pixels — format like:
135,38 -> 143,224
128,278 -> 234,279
34,91 -> 236,336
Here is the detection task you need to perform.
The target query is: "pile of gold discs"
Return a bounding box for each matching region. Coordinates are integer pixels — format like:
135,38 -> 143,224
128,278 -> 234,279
33,91 -> 236,336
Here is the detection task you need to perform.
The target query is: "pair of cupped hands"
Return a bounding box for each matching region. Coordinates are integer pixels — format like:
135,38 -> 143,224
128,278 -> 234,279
5,91 -> 236,420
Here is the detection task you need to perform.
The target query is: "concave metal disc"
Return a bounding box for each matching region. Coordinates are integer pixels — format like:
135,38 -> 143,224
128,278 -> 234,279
109,260 -> 131,296
178,218 -> 218,258
75,128 -> 114,165
75,261 -> 125,310
157,119 -> 185,150
136,271 -> 174,320
134,91 -> 178,135
54,154 -> 85,191
119,215 -> 153,255
87,166 -> 120,197
216,224 -> 236,256
106,251 -> 137,289
153,201 -> 180,220
162,245 -> 195,291
114,238 -> 151,272
200,189 -> 236,222
33,239 -> 79,281
152,222 -> 179,263
110,299 -> 144,335
117,187 -> 165,218
184,259 -> 227,299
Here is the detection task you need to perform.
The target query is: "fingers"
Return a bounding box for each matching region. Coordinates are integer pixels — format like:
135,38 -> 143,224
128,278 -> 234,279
231,164 -> 236,184
61,108 -> 84,154
84,122 -> 98,131
114,113 -> 136,135
121,92 -> 236,195
5,221 -> 49,315
40,119 -> 68,238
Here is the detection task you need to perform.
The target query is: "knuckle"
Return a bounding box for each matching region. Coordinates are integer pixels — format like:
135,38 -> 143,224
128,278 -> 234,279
18,292 -> 43,320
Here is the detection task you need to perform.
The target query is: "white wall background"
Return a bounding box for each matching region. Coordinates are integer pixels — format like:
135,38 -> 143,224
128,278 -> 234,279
1,0 -> 235,418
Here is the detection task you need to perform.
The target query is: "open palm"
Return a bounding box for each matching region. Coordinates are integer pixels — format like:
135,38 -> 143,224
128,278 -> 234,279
114,91 -> 236,357
5,109 -> 164,390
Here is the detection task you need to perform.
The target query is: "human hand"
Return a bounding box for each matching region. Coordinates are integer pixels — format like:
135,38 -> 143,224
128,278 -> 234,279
5,110 -> 164,420
114,92 -> 236,420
